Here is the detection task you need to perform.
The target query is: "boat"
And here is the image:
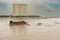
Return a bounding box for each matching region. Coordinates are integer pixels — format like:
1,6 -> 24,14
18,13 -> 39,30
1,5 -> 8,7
9,20 -> 27,26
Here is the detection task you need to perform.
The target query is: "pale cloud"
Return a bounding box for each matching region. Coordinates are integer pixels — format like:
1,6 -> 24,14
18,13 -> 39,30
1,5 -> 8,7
0,0 -> 46,4
0,0 -> 28,4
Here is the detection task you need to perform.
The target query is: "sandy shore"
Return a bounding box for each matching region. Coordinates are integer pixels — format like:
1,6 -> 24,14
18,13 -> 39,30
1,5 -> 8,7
0,19 -> 60,40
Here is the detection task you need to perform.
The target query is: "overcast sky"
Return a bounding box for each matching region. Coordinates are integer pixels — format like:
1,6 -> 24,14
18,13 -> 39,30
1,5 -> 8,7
0,0 -> 60,18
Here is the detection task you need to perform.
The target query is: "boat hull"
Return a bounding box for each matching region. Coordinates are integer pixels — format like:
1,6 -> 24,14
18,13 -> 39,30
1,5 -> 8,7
9,21 -> 27,26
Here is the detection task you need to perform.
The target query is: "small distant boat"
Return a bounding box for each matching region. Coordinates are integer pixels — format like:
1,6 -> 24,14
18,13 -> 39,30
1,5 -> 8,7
9,20 -> 27,26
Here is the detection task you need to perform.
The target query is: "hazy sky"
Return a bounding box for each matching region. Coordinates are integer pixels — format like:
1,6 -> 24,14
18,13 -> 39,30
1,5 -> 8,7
0,0 -> 60,18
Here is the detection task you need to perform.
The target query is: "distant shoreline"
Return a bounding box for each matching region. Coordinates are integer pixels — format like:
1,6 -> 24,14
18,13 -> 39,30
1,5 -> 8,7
0,15 -> 47,19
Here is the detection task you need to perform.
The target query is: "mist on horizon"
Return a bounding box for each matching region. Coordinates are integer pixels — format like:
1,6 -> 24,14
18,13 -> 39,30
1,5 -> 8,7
0,0 -> 60,18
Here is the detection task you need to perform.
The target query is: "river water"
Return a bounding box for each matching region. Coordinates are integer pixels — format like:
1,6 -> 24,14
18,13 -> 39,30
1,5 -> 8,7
0,19 -> 60,40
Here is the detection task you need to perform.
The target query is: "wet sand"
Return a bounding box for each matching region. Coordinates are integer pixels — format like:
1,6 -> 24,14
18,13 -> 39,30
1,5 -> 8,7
0,19 -> 60,40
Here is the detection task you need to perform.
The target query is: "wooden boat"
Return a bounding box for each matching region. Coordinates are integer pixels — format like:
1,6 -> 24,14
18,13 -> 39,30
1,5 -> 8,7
9,20 -> 27,26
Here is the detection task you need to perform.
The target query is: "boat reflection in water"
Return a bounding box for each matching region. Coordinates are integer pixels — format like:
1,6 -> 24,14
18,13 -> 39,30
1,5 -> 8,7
10,25 -> 26,40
